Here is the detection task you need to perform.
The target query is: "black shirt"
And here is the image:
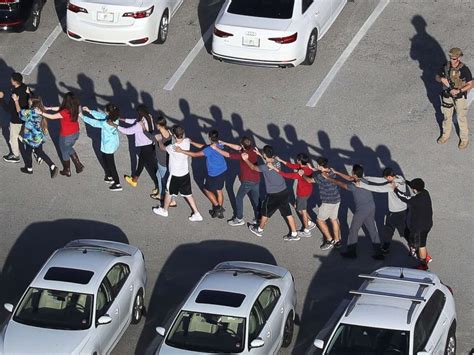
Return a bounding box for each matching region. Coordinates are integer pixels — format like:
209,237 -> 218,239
4,84 -> 29,124
438,62 -> 472,96
395,189 -> 433,232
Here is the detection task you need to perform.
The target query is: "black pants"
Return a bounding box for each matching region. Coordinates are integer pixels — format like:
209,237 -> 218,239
383,210 -> 409,246
24,144 -> 54,169
135,144 -> 158,188
103,152 -> 120,184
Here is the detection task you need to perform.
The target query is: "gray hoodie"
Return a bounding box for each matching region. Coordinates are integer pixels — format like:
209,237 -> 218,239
358,176 -> 407,213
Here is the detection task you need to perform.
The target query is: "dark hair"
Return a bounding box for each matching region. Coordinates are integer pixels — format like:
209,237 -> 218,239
263,145 -> 274,158
352,164 -> 364,178
105,103 -> 120,122
382,167 -> 395,177
29,95 -> 48,134
316,157 -> 328,167
208,129 -> 219,143
240,136 -> 253,150
11,72 -> 23,84
136,104 -> 154,133
407,178 -> 425,191
59,92 -> 80,122
156,113 -> 167,128
296,153 -> 309,165
172,125 -> 185,139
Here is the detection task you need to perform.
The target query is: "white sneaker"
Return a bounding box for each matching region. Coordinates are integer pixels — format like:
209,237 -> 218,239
189,213 -> 203,222
297,230 -> 312,238
152,207 -> 168,217
307,220 -> 317,231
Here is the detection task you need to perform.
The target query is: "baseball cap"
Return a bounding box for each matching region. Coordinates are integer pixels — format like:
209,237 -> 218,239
448,47 -> 463,58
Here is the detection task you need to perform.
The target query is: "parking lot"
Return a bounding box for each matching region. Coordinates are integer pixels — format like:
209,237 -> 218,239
0,0 -> 473,354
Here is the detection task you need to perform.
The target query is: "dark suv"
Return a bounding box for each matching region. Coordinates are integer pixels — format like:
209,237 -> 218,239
0,0 -> 45,31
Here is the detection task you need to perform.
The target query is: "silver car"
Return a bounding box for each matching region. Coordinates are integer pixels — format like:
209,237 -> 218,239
0,239 -> 147,354
155,261 -> 297,354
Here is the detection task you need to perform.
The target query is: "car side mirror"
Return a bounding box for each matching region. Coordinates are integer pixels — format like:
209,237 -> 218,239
313,339 -> 325,349
156,326 -> 166,337
250,339 -> 265,349
97,315 -> 112,325
4,303 -> 14,313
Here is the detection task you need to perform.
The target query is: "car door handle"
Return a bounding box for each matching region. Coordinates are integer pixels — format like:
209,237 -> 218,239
315,10 -> 320,16
129,284 -> 134,292
266,331 -> 271,338
115,308 -> 119,315
280,307 -> 284,314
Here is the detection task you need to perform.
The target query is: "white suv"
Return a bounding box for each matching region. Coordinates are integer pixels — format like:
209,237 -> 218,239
312,267 -> 456,355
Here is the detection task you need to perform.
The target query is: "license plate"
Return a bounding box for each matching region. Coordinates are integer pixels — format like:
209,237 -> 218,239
97,11 -> 114,22
242,36 -> 260,47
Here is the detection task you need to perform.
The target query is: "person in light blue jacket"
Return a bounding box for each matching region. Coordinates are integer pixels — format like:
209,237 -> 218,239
81,104 -> 122,191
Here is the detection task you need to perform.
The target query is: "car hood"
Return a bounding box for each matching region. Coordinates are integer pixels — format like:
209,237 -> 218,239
2,321 -> 90,354
218,11 -> 292,31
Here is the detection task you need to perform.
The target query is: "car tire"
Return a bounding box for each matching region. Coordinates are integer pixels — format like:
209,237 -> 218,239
131,289 -> 144,324
444,323 -> 456,355
25,0 -> 42,32
302,29 -> 318,66
281,311 -> 294,348
156,10 -> 169,44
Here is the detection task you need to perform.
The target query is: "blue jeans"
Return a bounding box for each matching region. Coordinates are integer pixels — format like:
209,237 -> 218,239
155,162 -> 168,195
235,181 -> 260,220
59,133 -> 79,161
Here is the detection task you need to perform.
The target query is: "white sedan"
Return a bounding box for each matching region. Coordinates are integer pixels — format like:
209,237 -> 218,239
0,239 -> 147,354
66,0 -> 183,46
212,0 -> 346,67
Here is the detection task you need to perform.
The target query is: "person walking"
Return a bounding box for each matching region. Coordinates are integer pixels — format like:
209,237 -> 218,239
80,104 -> 122,191
12,94 -> 58,178
436,47 -> 473,149
152,125 -> 203,221
1,72 -> 29,163
392,178 -> 433,270
243,145 -> 299,241
37,92 -> 84,177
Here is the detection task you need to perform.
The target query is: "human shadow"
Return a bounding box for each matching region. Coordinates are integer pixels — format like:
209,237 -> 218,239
0,219 -> 129,324
293,240 -> 418,354
0,59 -> 15,153
197,0 -> 225,53
135,240 -> 277,355
409,15 -> 446,133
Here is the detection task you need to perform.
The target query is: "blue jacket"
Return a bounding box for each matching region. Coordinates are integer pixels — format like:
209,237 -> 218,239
81,110 -> 119,154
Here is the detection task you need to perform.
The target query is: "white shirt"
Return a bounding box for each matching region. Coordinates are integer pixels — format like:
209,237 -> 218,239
166,138 -> 190,177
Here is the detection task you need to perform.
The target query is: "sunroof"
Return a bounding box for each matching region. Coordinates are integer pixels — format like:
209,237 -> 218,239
44,267 -> 94,285
196,290 -> 246,308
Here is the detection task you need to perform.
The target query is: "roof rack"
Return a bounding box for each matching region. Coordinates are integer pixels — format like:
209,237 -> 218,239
358,273 -> 435,286
348,289 -> 425,303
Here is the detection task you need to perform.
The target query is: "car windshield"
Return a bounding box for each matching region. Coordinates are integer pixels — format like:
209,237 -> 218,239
166,310 -> 245,353
228,0 -> 294,19
13,287 -> 93,330
326,323 -> 409,355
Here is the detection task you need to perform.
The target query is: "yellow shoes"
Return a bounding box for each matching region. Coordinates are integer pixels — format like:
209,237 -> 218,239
125,175 -> 138,187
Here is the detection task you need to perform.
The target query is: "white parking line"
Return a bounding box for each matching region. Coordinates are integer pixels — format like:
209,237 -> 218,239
163,26 -> 213,91
306,0 -> 390,107
468,91 -> 473,107
22,22 -> 63,76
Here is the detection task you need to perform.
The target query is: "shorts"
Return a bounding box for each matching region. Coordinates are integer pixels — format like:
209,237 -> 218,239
261,190 -> 292,218
296,196 -> 309,211
409,230 -> 429,248
167,174 -> 192,197
204,172 -> 225,192
317,202 -> 340,221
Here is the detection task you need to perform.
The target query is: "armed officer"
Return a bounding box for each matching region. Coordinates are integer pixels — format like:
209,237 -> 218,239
436,47 -> 473,149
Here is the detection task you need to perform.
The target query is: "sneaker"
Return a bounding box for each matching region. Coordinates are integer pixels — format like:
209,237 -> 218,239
152,207 -> 168,217
250,218 -> 259,225
426,254 -> 433,264
104,176 -> 114,184
124,175 -> 137,187
297,230 -> 312,238
216,206 -> 225,219
458,140 -> 469,149
189,213 -> 203,222
109,183 -> 123,192
34,152 -> 43,165
408,248 -> 417,258
150,192 -> 162,200
249,225 -> 263,237
228,218 -> 245,227
50,166 -> 58,179
320,240 -> 334,250
416,263 -> 429,271
333,240 -> 342,249
20,167 -> 33,174
283,234 -> 300,241
437,135 -> 449,144
307,220 -> 317,231
209,206 -> 218,218
3,154 -> 20,163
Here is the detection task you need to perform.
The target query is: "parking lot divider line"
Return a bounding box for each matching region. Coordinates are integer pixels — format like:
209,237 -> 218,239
306,0 -> 390,108
22,22 -> 64,76
468,91 -> 473,107
163,26 -> 213,91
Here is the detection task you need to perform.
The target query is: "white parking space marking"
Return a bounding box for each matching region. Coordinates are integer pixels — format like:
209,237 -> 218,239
163,26 -> 213,91
468,91 -> 473,107
306,0 -> 390,107
21,22 -> 63,76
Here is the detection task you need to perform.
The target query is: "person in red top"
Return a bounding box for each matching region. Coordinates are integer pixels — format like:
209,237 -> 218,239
211,136 -> 260,226
37,92 -> 83,177
269,153 -> 316,237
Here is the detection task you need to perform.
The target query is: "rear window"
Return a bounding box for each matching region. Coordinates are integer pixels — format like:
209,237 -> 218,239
196,290 -> 246,308
228,0 -> 294,19
44,267 -> 94,285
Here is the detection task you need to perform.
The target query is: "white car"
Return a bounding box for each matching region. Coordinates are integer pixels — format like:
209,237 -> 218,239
0,239 -> 147,354
312,267 -> 457,355
66,0 -> 183,46
155,261 -> 297,354
212,0 -> 346,67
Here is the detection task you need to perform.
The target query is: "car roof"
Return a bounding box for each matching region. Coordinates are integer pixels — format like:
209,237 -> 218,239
342,267 -> 440,331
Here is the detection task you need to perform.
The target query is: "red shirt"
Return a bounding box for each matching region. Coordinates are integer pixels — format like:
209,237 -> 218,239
59,109 -> 80,137
229,147 -> 260,183
279,163 -> 313,197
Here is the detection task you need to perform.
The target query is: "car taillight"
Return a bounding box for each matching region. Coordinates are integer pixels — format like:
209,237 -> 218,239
123,6 -> 154,19
0,0 -> 20,4
67,2 -> 88,13
269,32 -> 298,44
214,27 -> 233,38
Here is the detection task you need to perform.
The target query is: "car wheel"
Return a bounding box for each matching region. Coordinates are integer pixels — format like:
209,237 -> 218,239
156,10 -> 169,44
131,289 -> 144,324
25,0 -> 42,32
444,325 -> 456,355
303,29 -> 318,66
281,311 -> 294,348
